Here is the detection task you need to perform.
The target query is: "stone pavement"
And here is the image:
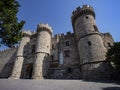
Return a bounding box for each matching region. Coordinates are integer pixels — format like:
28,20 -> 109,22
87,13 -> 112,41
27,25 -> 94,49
0,79 -> 120,90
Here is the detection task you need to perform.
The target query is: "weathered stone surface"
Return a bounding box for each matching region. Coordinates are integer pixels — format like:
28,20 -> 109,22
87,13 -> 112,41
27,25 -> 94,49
0,47 -> 17,78
9,34 -> 30,79
32,24 -> 52,79
71,5 -> 113,80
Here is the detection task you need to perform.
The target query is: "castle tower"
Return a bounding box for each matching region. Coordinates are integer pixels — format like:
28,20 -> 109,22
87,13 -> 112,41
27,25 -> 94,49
32,24 -> 53,79
71,5 -> 107,80
9,31 -> 31,79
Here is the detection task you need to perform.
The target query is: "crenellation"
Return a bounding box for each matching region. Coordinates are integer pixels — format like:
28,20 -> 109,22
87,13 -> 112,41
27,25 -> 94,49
76,6 -> 81,10
72,5 -> 95,30
37,23 -> 53,35
82,5 -> 92,8
22,30 -> 32,36
61,33 -> 64,38
0,46 -> 18,54
66,31 -> 71,35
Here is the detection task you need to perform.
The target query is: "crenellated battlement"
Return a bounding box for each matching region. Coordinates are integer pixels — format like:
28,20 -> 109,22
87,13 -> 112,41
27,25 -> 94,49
102,32 -> 112,37
71,5 -> 95,26
0,46 -> 18,53
22,30 -> 32,37
53,31 -> 74,42
0,46 -> 18,64
37,23 -> 53,35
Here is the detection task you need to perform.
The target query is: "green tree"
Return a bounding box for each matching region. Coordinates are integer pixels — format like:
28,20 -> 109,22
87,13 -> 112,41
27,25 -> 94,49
106,42 -> 120,74
0,0 -> 25,47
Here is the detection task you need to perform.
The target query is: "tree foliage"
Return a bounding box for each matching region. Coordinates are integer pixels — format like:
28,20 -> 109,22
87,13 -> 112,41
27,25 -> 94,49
0,0 -> 25,47
106,42 -> 120,73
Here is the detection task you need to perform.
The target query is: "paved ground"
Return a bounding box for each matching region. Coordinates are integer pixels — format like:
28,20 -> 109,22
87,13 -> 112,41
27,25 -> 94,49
0,79 -> 120,90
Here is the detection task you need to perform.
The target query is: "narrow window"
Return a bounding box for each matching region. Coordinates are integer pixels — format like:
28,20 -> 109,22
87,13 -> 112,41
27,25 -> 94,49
107,43 -> 111,47
67,68 -> 72,73
52,44 -> 54,49
51,55 -> 54,61
32,45 -> 35,53
88,41 -> 91,46
93,25 -> 98,32
64,50 -> 70,57
46,53 -> 49,56
65,41 -> 70,46
24,51 -> 26,54
86,16 -> 89,19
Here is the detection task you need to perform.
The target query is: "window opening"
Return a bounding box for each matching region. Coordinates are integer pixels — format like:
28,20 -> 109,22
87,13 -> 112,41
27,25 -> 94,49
88,41 -> 91,46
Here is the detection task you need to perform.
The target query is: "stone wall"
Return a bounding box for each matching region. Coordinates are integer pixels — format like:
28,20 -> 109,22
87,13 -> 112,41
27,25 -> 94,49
49,67 -> 81,79
51,32 -> 80,67
20,35 -> 36,79
102,33 -> 114,49
81,61 -> 114,80
0,47 -> 18,78
50,32 -> 81,79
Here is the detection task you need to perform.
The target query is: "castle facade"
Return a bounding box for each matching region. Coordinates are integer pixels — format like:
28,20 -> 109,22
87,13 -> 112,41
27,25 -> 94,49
0,5 -> 114,80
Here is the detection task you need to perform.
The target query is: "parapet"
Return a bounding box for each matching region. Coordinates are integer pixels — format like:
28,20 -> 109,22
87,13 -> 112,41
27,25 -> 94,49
53,31 -> 74,41
71,5 -> 95,25
22,30 -> 32,37
102,32 -> 114,42
102,32 -> 112,37
0,46 -> 18,53
37,23 -> 53,35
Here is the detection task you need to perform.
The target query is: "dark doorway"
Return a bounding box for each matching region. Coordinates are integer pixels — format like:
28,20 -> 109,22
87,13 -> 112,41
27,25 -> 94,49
25,64 -> 33,79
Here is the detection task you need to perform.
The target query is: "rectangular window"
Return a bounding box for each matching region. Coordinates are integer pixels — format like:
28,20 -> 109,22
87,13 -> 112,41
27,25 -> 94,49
67,68 -> 72,73
65,41 -> 70,46
64,50 -> 70,57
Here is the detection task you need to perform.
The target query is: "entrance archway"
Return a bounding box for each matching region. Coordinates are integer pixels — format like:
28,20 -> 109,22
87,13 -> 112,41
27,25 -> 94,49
25,64 -> 33,79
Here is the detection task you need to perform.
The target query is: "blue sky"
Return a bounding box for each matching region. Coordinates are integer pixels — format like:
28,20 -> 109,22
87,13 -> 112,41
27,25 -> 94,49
0,0 -> 120,50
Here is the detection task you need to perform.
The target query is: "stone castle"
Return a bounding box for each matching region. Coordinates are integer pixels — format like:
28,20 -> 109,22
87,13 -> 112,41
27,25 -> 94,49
0,5 -> 114,80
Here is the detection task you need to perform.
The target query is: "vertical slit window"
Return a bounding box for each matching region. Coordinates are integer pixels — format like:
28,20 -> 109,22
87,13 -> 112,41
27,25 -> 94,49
32,45 -> 35,53
88,41 -> 91,46
93,25 -> 98,32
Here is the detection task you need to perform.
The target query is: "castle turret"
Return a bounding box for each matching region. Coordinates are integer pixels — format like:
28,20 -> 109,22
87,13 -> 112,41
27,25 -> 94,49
9,31 -> 31,79
71,5 -> 107,80
32,24 -> 53,79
